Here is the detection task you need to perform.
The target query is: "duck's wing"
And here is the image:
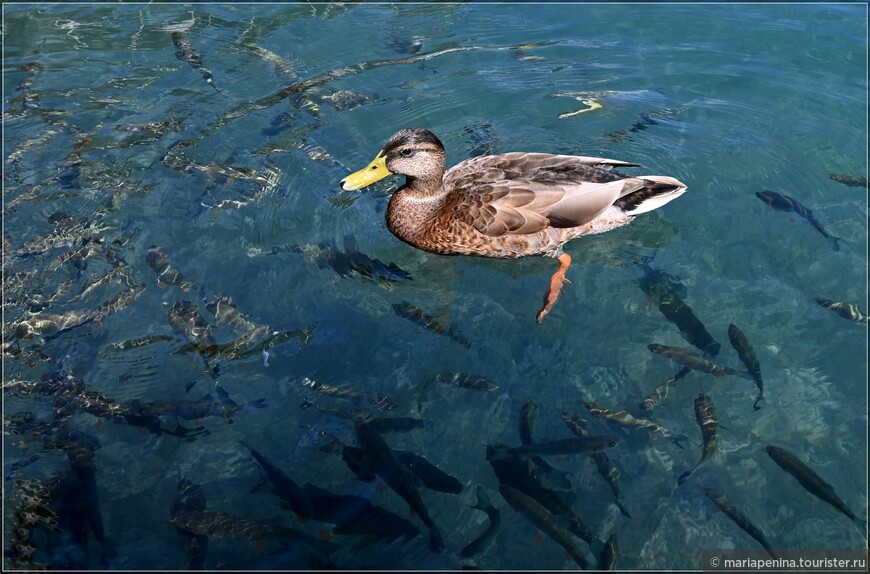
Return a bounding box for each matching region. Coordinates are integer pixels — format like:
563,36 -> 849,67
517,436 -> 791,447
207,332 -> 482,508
446,153 -> 646,237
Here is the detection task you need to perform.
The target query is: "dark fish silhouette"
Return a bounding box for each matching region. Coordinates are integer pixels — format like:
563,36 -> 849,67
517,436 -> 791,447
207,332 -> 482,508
677,394 -> 719,485
488,445 -> 601,552
393,301 -> 471,348
829,172 -> 868,188
354,419 -> 445,552
169,511 -> 338,562
519,400 -> 573,491
126,390 -> 265,423
599,534 -> 618,570
704,487 -> 775,558
460,486 -> 501,559
814,297 -> 869,323
171,31 -> 219,92
639,367 -> 691,411
205,295 -> 258,334
498,484 -> 590,569
301,377 -> 397,411
51,429 -> 118,567
727,324 -> 765,409
648,343 -> 747,379
170,479 -> 209,570
299,483 -> 420,546
765,445 -> 862,526
561,412 -> 631,519
756,191 -> 841,251
637,263 -> 720,356
285,239 -> 412,286
240,441 -> 314,519
394,450 -> 464,494
239,439 -> 419,545
582,400 -> 669,437
486,436 -> 619,461
146,246 -> 197,291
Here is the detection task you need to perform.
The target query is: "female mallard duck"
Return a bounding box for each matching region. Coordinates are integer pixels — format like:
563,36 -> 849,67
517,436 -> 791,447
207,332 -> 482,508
340,128 -> 687,322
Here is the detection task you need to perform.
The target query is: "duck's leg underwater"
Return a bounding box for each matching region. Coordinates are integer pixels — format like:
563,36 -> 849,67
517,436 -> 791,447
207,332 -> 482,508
536,253 -> 572,323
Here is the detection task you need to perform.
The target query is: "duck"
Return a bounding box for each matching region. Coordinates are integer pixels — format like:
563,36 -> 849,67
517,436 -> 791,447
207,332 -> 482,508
340,128 -> 687,322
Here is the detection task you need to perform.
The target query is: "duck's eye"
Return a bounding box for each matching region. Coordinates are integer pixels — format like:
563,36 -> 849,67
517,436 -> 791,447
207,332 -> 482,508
400,148 -> 414,157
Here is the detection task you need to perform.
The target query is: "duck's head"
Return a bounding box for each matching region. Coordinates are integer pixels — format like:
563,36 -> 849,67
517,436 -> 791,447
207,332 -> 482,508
340,128 -> 445,191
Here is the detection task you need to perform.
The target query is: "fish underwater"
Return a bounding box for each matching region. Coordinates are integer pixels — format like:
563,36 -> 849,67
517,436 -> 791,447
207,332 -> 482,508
125,384 -> 266,423
486,435 -> 619,461
460,485 -> 501,559
561,412 -> 632,519
639,367 -> 691,411
647,343 -> 747,379
677,393 -> 719,485
765,445 -> 863,528
637,263 -> 720,356
392,301 -> 471,348
582,399 -> 670,438
170,479 -> 209,570
171,31 -> 219,92
755,190 -> 842,251
498,484 -> 591,569
814,297 -> 870,323
519,400 -> 573,491
704,487 -> 776,558
353,419 -> 445,552
727,324 -> 765,409
829,172 -> 868,188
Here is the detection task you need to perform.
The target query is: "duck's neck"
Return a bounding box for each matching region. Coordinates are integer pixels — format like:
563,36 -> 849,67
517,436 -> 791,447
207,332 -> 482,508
386,175 -> 449,245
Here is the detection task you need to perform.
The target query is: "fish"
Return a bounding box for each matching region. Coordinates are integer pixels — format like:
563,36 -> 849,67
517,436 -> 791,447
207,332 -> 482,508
519,400 -> 573,491
52,429 -> 118,567
755,190 -> 842,251
394,450 -> 464,494
166,299 -> 214,345
146,246 -> 197,291
460,486 -> 501,559
704,487 -> 776,558
204,295 -> 258,334
92,283 -> 146,324
727,324 -> 765,409
648,344 -> 746,379
311,403 -> 423,433
639,367 -> 691,411
498,484 -> 590,569
488,446 -> 601,551
561,412 -> 631,519
285,240 -> 412,286
301,377 -> 397,411
353,419 -> 445,552
5,454 -> 40,481
15,308 -> 95,340
582,400 -> 670,437
126,385 -> 266,422
637,263 -> 720,356
392,301 -> 471,348
486,436 -> 619,461
599,534 -> 618,570
239,441 -> 313,519
765,445 -> 862,526
6,477 -> 59,570
829,172 -> 868,188
171,31 -> 219,92
429,372 -> 500,392
814,297 -> 870,323
171,479 -> 209,570
169,511 -> 338,563
299,482 -> 420,545
677,393 -> 719,485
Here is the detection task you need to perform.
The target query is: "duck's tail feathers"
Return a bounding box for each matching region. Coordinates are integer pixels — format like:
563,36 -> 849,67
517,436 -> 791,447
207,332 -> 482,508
617,176 -> 688,216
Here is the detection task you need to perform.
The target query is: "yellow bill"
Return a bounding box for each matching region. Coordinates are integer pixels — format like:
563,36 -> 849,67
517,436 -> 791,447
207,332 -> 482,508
340,150 -> 392,191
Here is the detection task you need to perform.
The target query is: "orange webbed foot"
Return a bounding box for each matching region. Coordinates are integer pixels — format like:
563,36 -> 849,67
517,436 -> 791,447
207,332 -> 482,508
536,253 -> 572,323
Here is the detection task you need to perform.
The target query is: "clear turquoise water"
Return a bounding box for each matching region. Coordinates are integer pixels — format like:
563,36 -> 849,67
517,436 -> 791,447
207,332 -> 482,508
2,3 -> 867,570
